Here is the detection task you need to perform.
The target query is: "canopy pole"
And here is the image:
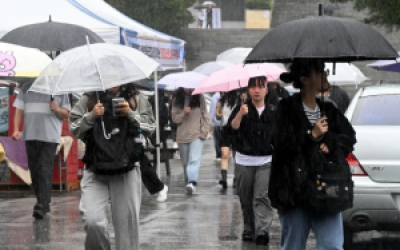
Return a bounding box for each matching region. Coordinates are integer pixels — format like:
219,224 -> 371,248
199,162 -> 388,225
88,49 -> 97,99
154,71 -> 161,177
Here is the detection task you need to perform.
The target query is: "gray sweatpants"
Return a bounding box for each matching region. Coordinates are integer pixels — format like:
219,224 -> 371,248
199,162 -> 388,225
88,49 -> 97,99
79,168 -> 141,250
235,163 -> 274,235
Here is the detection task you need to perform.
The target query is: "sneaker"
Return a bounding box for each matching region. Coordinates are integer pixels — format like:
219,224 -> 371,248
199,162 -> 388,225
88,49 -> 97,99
215,158 -> 221,162
156,185 -> 168,203
185,183 -> 196,195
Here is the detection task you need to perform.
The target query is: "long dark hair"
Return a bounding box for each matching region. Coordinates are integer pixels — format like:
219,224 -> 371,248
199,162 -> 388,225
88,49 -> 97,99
280,59 -> 325,89
173,87 -> 201,109
219,90 -> 237,109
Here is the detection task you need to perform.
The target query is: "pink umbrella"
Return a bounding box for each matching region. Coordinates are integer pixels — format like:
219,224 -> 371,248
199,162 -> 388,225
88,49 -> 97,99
192,63 -> 286,94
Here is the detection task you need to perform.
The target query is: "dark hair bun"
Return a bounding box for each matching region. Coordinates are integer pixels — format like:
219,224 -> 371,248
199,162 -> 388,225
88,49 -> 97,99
280,72 -> 293,83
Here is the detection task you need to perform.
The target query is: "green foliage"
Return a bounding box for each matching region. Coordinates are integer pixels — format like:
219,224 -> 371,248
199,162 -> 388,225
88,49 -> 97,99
329,0 -> 400,28
245,0 -> 272,10
105,0 -> 196,36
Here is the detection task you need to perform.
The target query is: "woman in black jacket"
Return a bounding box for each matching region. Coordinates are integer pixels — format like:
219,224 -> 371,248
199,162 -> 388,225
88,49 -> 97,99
268,59 -> 356,250
228,76 -> 279,245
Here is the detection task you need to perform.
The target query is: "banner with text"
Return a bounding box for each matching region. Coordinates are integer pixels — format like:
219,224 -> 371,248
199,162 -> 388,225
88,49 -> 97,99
121,29 -> 185,70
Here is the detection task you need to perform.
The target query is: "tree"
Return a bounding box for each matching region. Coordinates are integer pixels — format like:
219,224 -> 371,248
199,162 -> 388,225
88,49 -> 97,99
105,0 -> 196,36
330,0 -> 400,28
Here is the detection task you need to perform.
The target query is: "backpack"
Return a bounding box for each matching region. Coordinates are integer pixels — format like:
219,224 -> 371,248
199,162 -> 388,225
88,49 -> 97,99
82,94 -> 142,175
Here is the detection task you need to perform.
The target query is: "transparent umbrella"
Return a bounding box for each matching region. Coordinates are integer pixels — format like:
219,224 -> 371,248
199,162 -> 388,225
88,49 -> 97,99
29,43 -> 159,95
192,61 -> 233,76
216,47 -> 252,64
29,42 -> 159,140
325,63 -> 368,86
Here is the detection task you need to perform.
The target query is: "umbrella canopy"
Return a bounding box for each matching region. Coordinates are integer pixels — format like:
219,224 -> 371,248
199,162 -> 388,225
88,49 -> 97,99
203,1 -> 216,7
192,61 -> 233,76
193,63 -> 286,94
0,42 -> 51,78
193,3 -> 206,9
367,52 -> 400,72
325,63 -> 368,86
217,48 -> 252,64
245,16 -> 398,63
158,71 -> 207,89
29,43 -> 159,95
0,17 -> 104,52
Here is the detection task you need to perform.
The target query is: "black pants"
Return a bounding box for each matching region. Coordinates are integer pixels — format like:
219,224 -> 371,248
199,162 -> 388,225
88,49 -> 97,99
26,140 -> 58,207
139,154 -> 164,195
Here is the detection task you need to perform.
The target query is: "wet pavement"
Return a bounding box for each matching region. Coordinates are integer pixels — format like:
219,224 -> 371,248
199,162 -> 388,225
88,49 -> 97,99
0,138 -> 399,249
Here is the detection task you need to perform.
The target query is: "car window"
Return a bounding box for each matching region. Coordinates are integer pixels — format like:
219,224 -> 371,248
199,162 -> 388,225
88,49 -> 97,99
352,94 -> 400,126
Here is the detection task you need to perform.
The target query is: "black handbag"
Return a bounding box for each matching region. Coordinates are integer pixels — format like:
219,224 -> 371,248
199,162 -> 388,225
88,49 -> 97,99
307,151 -> 354,213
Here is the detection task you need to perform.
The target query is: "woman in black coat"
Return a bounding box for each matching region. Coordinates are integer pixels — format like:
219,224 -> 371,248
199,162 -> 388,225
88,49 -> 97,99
268,59 -> 356,250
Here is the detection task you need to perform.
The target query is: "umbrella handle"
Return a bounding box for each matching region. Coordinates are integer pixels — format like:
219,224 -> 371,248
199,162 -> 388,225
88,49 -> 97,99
101,119 -> 112,140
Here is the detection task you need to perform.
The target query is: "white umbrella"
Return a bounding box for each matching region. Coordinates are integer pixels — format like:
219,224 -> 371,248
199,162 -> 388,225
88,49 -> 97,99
325,63 -> 368,86
158,71 -> 206,89
192,61 -> 233,76
202,1 -> 216,6
216,47 -> 253,64
29,43 -> 159,95
30,43 -> 159,142
0,42 -> 51,78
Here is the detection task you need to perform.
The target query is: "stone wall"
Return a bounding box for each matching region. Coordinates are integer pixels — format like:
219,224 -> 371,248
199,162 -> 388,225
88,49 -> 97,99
179,28 -> 269,70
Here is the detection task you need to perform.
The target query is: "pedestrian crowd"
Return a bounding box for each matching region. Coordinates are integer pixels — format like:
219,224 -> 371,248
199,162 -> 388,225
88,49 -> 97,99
12,58 -> 354,250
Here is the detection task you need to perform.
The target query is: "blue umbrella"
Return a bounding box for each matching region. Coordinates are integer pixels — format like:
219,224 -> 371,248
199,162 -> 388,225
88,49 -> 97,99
367,52 -> 400,72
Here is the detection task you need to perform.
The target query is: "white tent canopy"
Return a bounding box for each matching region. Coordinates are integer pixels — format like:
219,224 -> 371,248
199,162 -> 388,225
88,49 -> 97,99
0,0 -> 120,44
70,0 -> 186,70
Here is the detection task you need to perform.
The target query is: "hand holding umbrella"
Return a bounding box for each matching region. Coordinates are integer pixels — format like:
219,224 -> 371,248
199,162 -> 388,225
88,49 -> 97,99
92,101 -> 105,117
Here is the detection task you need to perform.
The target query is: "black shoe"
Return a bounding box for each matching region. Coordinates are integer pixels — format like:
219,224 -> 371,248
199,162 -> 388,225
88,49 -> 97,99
242,231 -> 254,242
33,204 -> 45,219
219,179 -> 227,189
255,232 -> 269,246
232,177 -> 236,188
219,170 -> 228,189
44,205 -> 51,214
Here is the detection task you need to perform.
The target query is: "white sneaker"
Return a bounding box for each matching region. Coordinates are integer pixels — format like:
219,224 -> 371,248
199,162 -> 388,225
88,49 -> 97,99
185,183 -> 196,195
156,185 -> 168,203
215,158 -> 221,162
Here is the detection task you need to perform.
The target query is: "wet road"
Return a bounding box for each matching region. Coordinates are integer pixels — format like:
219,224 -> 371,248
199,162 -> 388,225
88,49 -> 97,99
0,138 -> 399,249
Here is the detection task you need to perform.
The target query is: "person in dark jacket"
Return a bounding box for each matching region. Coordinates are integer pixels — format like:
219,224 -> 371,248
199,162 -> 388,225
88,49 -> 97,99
228,76 -> 279,245
269,58 -> 356,250
268,81 -> 290,100
69,83 -> 156,250
316,72 -> 350,114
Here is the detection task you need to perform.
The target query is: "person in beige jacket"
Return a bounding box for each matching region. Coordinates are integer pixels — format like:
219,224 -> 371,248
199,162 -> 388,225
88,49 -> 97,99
171,87 -> 209,195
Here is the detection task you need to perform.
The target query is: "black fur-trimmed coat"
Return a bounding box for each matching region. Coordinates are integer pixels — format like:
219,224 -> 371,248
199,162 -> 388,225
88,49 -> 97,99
268,93 -> 356,211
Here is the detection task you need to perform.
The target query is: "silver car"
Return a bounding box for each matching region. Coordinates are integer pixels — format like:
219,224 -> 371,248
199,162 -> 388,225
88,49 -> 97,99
343,84 -> 400,244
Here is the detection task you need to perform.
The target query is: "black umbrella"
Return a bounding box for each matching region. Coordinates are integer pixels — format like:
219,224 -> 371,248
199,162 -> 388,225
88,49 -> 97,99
0,16 -> 104,52
245,16 -> 398,64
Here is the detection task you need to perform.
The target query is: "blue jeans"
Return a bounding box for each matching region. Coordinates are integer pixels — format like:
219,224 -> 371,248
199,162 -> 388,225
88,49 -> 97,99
178,139 -> 204,184
278,208 -> 343,250
213,126 -> 221,158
